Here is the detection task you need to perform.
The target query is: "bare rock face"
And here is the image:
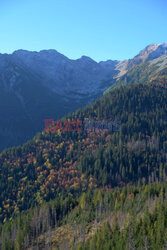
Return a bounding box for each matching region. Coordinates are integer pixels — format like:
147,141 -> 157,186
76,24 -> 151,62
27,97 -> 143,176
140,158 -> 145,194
9,50 -> 119,97
115,43 -> 167,78
147,43 -> 167,61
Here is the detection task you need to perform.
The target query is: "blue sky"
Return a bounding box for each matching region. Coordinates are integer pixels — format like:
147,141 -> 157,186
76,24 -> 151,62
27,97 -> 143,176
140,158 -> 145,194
0,0 -> 167,61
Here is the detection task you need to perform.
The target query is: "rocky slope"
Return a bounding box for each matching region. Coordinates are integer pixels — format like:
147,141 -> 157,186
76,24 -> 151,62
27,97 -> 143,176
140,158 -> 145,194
114,43 -> 167,77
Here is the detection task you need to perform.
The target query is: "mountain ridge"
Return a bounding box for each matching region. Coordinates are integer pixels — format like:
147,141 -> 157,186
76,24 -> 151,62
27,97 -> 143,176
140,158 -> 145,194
0,43 -> 167,152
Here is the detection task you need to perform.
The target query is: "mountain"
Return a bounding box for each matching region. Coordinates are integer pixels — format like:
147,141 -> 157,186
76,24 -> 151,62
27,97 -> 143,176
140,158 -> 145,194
9,49 -> 119,97
114,43 -> 167,78
0,50 -> 119,152
0,73 -> 166,249
0,52 -> 166,248
0,43 -> 167,152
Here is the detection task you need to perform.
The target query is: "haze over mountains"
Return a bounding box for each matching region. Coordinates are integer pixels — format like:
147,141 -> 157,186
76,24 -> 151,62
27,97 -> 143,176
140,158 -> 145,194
0,43 -> 167,151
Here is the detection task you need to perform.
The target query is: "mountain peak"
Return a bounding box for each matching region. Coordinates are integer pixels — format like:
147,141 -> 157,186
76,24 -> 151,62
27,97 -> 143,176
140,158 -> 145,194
77,56 -> 97,63
115,43 -> 167,78
12,49 -> 37,55
136,43 -> 161,58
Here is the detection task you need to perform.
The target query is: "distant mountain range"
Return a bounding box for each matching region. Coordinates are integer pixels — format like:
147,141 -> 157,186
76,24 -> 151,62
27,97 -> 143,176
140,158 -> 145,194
0,43 -> 167,151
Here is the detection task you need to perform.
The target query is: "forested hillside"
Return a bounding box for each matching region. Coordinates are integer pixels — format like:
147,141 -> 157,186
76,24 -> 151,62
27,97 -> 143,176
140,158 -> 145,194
1,180 -> 167,249
0,67 -> 166,249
